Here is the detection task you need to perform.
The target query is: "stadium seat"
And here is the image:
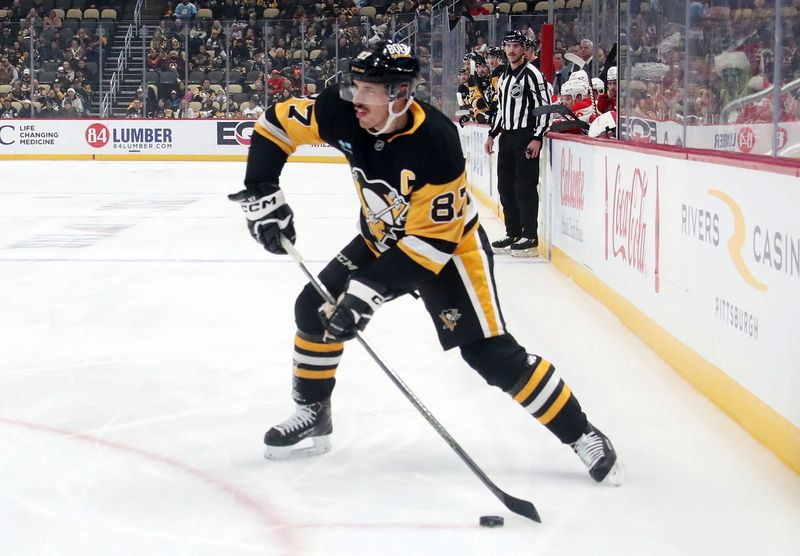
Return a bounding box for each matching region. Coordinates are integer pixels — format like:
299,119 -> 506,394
12,101 -> 21,112
496,2 -> 511,13
65,8 -> 82,19
188,70 -> 206,83
227,84 -> 243,94
231,92 -> 249,105
0,9 -> 7,19
309,49 -> 321,61
159,71 -> 179,87
228,70 -> 243,84
292,49 -> 306,60
38,71 -> 56,84
513,2 -> 530,13
207,71 -> 224,84
0,84 -> 11,95
245,70 -> 261,83
190,101 -> 202,112
565,0 -> 581,8
582,0 -> 592,8
263,8 -> 279,18
100,8 -> 117,20
197,8 -> 213,19
482,3 -> 495,13
306,83 -> 317,94
359,6 -> 376,17
553,0 -> 565,7
83,8 -> 99,19
52,8 -> 66,19
146,71 -> 158,83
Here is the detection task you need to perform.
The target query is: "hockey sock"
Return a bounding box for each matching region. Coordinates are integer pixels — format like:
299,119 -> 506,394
507,355 -> 588,444
291,330 -> 344,404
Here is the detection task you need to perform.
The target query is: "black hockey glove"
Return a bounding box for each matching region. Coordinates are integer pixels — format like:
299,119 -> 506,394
318,277 -> 387,341
228,188 -> 296,255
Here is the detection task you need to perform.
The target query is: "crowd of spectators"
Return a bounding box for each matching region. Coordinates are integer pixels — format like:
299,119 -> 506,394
121,0 -> 439,118
458,0 -> 800,127
0,0 -> 115,118
3,0 -> 800,123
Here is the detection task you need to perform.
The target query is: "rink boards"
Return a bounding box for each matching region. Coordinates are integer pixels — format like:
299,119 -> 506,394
0,118 -> 346,163
459,122 -> 800,474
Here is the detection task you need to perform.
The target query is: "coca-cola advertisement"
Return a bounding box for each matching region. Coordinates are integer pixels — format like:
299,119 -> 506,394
604,155 -> 661,293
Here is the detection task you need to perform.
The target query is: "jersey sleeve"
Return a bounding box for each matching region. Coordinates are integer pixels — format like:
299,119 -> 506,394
243,88 -> 342,194
253,97 -> 323,157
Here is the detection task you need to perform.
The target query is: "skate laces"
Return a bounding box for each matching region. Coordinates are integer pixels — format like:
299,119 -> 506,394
572,430 -> 606,470
274,404 -> 318,435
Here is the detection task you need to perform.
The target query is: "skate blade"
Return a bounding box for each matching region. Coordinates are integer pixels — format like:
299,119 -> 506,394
602,460 -> 625,486
492,247 -> 513,255
511,248 -> 539,258
264,435 -> 331,461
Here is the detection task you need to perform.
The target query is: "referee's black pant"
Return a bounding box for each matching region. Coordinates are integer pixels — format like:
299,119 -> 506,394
497,128 -> 540,240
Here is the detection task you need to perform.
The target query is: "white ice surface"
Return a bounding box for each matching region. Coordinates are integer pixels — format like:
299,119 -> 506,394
0,161 -> 797,556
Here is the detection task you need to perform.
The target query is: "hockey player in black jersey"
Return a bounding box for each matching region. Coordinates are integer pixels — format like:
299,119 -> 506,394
229,41 -> 623,485
486,46 -> 506,91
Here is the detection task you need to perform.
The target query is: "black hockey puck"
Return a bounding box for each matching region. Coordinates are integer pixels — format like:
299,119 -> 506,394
479,515 -> 504,528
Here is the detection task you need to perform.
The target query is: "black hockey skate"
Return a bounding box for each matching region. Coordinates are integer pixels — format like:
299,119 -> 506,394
510,237 -> 539,258
570,423 -> 624,485
264,399 -> 332,460
491,236 -> 519,254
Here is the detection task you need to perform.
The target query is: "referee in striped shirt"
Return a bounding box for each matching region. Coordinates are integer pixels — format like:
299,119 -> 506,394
484,30 -> 551,255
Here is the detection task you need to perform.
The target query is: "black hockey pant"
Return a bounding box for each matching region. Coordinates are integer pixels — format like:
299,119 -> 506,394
497,128 -> 541,239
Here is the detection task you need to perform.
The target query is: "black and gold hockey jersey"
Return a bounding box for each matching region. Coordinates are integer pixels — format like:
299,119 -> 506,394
244,85 -> 480,294
490,64 -> 506,101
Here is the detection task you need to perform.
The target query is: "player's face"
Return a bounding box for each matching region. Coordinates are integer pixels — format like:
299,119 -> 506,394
559,94 -> 576,109
476,64 -> 490,77
351,80 -> 409,131
608,81 -> 617,97
487,55 -> 498,69
504,42 -> 524,65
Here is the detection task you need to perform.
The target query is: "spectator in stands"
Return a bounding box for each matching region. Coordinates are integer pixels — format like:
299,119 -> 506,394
17,98 -> 34,118
174,0 -> 199,23
0,97 -> 17,118
63,87 -> 83,116
1,28 -> 14,52
62,61 -> 75,84
176,98 -> 195,118
150,98 -> 168,118
39,98 -> 58,118
39,39 -> 59,62
221,0 -> 239,21
241,98 -> 264,118
162,1 -> 175,20
0,57 -> 18,85
166,89 -> 181,111
126,98 -> 144,118
61,98 -> 80,118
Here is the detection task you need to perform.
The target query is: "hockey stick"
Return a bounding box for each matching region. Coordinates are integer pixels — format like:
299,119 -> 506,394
279,236 -> 542,523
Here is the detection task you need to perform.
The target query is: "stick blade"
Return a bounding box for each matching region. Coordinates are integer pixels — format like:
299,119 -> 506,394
502,493 -> 542,523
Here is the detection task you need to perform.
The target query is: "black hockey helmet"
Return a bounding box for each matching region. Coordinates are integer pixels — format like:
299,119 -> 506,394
502,30 -> 526,46
348,41 -> 420,85
473,55 -> 488,66
485,46 -> 503,58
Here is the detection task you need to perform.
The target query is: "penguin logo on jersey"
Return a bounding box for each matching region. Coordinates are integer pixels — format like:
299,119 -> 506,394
439,308 -> 461,331
352,167 -> 409,245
